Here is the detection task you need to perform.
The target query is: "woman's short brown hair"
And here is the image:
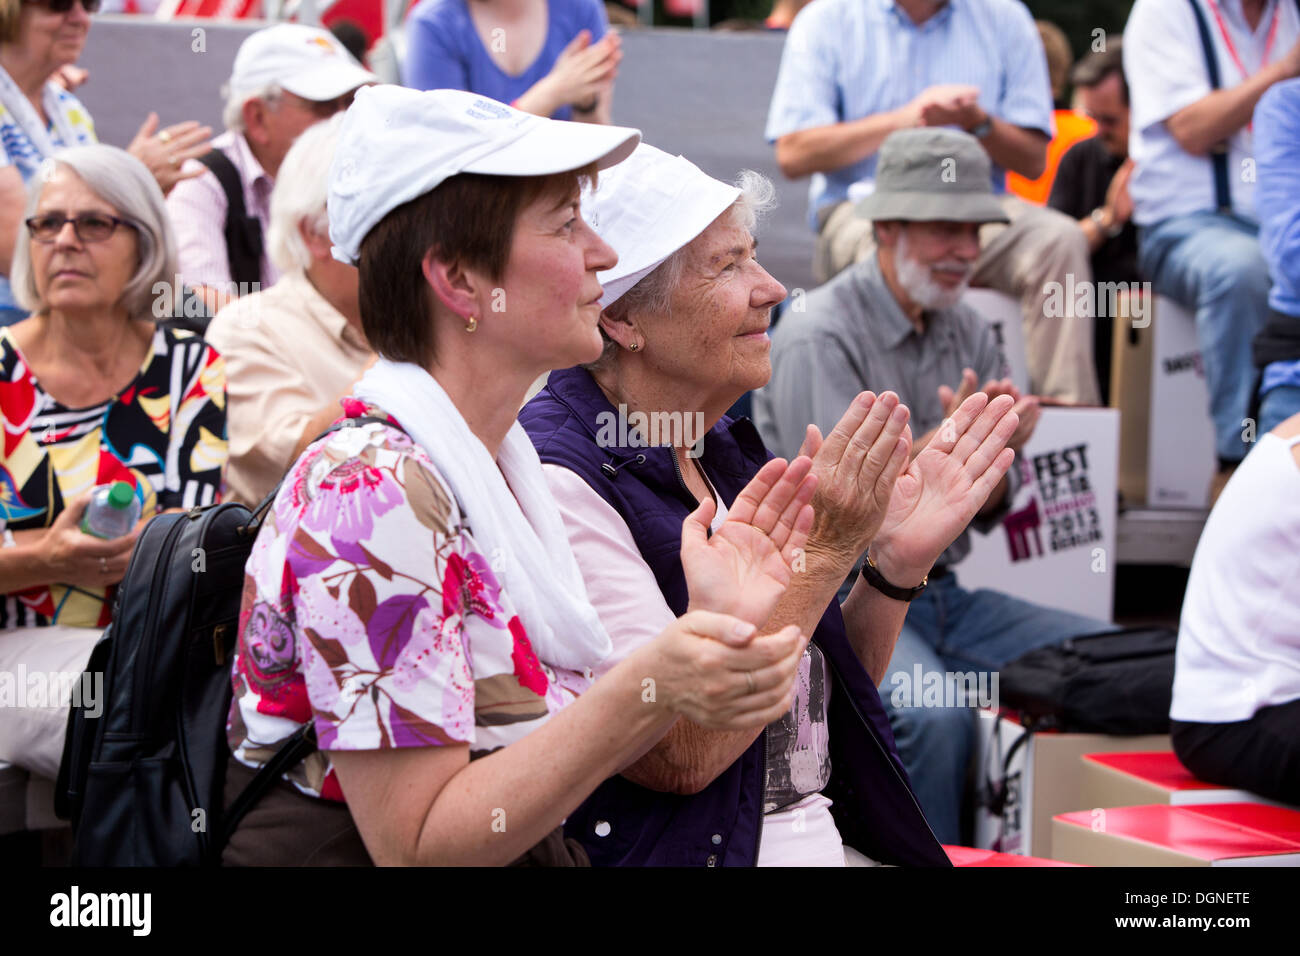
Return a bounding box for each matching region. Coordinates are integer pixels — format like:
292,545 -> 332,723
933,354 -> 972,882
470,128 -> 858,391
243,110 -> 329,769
357,164 -> 596,367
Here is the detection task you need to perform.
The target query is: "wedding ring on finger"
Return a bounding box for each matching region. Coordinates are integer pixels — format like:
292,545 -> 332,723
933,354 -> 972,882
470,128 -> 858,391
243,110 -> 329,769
159,130 -> 172,144
745,671 -> 756,695
99,557 -> 108,574
168,155 -> 179,168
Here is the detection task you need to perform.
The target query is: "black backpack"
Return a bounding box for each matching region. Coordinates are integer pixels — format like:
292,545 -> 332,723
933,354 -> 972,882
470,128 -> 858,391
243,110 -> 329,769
196,148 -> 264,293
996,627 -> 1177,736
55,417 -> 388,866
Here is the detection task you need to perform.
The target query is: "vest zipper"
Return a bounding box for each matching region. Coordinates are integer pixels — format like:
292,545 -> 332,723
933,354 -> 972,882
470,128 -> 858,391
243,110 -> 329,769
823,642 -> 948,863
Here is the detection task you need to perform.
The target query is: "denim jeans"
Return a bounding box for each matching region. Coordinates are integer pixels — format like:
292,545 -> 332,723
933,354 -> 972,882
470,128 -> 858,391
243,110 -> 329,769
880,573 -> 1110,845
1258,385 -> 1300,436
1137,212 -> 1272,462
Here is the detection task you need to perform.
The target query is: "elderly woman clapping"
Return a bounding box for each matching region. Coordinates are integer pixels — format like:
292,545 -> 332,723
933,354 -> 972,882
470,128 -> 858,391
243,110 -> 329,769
0,144 -> 227,778
223,88 -> 818,867
519,144 -> 1022,866
0,0 -> 211,324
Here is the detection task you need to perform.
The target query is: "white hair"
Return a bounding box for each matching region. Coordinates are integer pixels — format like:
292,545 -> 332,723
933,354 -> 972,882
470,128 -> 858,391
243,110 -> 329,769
221,81 -> 283,133
267,113 -> 344,274
10,144 -> 178,319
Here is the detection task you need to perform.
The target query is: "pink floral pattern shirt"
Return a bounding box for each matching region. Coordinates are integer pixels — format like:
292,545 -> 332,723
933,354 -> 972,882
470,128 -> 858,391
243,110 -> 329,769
227,404 -> 591,801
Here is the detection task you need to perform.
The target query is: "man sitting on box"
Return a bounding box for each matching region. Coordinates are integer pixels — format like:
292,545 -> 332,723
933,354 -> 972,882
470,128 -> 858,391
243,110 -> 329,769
754,128 -> 1111,844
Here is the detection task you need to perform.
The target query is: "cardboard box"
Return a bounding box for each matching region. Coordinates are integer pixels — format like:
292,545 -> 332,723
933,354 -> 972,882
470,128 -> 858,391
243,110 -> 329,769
974,712 -> 1171,858
1147,296 -> 1216,509
1081,751 -> 1297,811
1053,803 -> 1300,866
1110,290 -> 1152,506
964,288 -> 1030,393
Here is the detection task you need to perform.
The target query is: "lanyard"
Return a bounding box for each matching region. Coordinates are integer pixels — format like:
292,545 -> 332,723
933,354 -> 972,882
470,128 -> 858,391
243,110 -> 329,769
1205,0 -> 1282,81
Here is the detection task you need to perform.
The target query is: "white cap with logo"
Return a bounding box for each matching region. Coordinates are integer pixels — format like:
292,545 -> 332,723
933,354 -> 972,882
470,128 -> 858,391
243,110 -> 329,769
328,86 -> 642,265
228,23 -> 379,105
582,142 -> 741,307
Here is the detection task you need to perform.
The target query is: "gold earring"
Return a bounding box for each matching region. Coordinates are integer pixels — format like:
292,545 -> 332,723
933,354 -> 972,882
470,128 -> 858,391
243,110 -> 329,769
628,341 -> 640,351
465,315 -> 478,333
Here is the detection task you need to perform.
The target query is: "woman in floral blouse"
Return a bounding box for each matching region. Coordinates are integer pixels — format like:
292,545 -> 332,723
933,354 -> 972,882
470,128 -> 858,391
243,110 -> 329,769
223,87 -> 820,866
0,144 -> 227,778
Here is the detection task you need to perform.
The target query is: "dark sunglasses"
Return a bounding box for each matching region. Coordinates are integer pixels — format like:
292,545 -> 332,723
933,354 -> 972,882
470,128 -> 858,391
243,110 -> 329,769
25,212 -> 134,243
25,0 -> 101,13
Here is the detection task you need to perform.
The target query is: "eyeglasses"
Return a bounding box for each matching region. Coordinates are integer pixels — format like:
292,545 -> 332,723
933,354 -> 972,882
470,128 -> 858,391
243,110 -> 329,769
24,0 -> 102,13
25,213 -> 135,243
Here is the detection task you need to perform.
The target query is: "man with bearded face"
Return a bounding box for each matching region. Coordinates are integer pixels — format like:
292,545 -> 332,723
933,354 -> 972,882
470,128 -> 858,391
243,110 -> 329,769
755,128 -> 1112,845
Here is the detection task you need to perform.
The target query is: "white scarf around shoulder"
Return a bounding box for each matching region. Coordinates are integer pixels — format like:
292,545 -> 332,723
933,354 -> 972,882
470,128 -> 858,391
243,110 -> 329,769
353,358 -> 612,673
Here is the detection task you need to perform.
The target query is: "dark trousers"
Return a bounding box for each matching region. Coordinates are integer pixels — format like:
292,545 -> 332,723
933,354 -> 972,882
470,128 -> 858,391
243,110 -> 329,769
1171,698 -> 1300,805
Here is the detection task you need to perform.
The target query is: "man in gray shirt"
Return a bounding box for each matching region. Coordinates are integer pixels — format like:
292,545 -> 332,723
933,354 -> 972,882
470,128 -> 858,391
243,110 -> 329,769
755,128 -> 1109,844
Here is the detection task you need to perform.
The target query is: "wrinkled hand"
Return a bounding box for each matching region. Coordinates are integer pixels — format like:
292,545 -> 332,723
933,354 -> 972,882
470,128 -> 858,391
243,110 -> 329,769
872,392 -> 1019,584
40,492 -> 140,589
127,113 -> 213,197
544,29 -> 621,112
682,456 -> 816,628
795,391 -> 912,566
652,612 -> 808,730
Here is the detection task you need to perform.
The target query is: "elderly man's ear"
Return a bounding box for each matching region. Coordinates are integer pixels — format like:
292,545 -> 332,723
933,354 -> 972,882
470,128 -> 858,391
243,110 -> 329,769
873,220 -> 903,248
598,302 -> 642,352
299,221 -> 336,264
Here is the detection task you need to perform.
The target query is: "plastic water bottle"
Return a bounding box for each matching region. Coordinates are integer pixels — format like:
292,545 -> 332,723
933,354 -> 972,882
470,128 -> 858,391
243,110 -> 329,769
81,481 -> 141,540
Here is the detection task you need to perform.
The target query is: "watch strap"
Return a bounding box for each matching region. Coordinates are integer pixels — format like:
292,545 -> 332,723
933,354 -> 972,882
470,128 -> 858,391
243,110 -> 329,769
860,551 -> 928,602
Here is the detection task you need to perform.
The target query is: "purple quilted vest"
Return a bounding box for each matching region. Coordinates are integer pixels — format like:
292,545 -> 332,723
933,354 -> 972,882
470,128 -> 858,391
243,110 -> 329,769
519,367 -> 949,867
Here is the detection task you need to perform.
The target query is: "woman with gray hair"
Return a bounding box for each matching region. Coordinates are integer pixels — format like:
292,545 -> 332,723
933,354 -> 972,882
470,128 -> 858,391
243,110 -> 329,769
0,143 -> 227,779
206,113 -> 373,506
520,143 -> 1022,866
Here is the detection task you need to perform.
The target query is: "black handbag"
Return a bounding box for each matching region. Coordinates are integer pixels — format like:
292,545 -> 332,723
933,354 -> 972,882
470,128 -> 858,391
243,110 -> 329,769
996,627 -> 1177,735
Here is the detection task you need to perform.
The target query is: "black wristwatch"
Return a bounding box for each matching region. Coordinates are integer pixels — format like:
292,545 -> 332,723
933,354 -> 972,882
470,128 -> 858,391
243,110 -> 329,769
859,551 -> 928,602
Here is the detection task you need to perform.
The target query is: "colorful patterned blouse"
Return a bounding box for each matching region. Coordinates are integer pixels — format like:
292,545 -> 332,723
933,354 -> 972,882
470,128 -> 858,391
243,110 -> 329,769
0,325 -> 228,629
228,403 -> 590,802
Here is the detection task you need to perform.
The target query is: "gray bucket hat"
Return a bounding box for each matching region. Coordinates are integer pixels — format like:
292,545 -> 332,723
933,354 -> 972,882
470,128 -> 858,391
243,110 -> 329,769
855,128 -> 1010,224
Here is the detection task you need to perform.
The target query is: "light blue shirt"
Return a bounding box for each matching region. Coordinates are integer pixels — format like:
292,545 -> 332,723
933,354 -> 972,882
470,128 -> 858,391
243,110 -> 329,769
1254,78 -> 1300,317
765,0 -> 1054,231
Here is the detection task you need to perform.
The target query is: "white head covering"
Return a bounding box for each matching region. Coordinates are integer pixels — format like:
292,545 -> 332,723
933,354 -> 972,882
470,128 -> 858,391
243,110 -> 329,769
329,86 -> 640,264
582,142 -> 741,307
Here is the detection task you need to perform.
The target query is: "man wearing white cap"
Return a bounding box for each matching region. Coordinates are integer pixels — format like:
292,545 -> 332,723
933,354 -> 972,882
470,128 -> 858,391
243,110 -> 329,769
165,24 -> 377,313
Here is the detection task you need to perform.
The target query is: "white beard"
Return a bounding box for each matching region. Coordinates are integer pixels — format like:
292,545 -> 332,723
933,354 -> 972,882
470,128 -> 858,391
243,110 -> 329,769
894,231 -> 971,311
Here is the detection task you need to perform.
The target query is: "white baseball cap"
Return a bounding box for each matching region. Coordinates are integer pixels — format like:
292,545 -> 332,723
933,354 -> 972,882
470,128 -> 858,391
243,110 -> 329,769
228,24 -> 378,105
583,142 -> 741,307
328,86 -> 642,265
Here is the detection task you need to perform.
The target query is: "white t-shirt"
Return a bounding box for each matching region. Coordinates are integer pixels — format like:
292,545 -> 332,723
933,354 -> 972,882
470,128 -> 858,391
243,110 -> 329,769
1124,0 -> 1300,225
543,462 -> 846,866
1171,431 -> 1300,723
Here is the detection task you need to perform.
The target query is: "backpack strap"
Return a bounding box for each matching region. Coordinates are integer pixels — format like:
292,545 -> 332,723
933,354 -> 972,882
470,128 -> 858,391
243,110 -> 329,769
1184,0 -> 1234,213
219,722 -> 317,850
196,148 -> 264,290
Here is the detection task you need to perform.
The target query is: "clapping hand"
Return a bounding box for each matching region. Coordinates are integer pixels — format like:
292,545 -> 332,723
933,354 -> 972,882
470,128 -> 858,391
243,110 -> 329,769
681,456 -> 817,628
938,367 -> 1039,452
870,392 -> 1019,583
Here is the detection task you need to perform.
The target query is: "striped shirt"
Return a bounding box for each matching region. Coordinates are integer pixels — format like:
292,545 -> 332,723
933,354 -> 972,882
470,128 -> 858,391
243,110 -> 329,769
165,129 -> 279,293
0,325 -> 228,629
765,0 -> 1054,231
